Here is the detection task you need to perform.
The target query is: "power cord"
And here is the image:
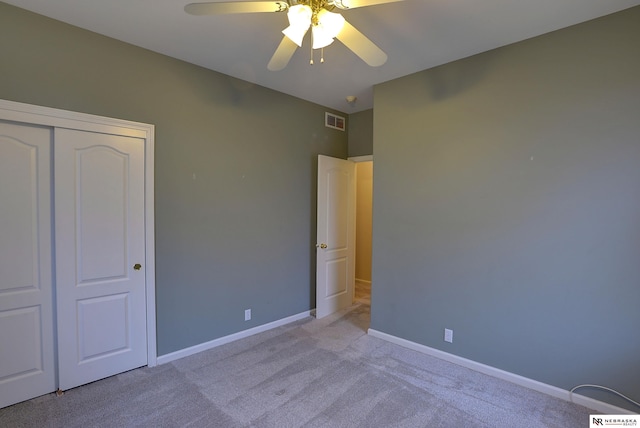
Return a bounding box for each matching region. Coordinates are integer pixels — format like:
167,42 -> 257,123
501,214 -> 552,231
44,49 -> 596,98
570,384 -> 640,409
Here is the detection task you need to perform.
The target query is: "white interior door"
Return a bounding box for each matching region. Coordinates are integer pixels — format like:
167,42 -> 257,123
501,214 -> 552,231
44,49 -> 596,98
316,155 -> 356,319
55,128 -> 147,391
0,121 -> 56,408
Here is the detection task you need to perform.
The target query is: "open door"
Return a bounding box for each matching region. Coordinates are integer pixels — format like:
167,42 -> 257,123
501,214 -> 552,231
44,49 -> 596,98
316,155 -> 356,319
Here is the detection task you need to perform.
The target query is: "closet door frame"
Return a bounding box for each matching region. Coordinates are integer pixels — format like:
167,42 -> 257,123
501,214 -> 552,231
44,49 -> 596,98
0,98 -> 157,368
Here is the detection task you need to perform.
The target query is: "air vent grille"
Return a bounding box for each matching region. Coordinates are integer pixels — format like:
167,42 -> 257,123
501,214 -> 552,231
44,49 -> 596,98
325,112 -> 345,131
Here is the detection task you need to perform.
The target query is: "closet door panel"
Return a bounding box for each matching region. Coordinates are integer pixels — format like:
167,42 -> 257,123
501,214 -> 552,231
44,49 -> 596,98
54,128 -> 147,391
0,121 -> 55,408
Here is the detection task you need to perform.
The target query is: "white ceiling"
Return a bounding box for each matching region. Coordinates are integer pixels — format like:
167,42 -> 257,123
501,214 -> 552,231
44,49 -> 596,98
5,0 -> 640,113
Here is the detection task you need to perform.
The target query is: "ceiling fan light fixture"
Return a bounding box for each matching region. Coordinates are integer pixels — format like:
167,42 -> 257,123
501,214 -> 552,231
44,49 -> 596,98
283,4 -> 312,46
311,26 -> 335,49
317,9 -> 345,38
282,25 -> 308,47
287,4 -> 312,26
312,9 -> 345,49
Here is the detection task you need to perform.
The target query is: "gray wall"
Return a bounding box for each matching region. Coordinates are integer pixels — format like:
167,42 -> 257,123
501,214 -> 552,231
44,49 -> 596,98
0,2 -> 347,356
347,109 -> 373,157
371,7 -> 640,411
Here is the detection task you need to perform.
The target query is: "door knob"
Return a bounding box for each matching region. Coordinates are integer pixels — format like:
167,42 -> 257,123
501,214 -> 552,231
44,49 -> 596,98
316,243 -> 328,249
133,263 -> 142,271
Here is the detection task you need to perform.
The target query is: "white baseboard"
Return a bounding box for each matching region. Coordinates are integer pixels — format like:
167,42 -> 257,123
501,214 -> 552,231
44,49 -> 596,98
367,328 -> 633,415
355,278 -> 371,285
157,311 -> 311,365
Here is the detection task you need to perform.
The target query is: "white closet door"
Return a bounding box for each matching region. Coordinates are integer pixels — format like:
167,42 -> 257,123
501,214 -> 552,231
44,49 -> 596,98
0,121 -> 55,408
55,128 -> 147,391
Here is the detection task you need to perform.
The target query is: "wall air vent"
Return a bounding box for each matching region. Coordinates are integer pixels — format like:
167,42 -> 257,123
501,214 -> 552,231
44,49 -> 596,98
325,112 -> 345,131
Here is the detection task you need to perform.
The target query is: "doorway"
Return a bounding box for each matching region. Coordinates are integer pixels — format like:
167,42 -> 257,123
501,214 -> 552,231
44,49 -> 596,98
315,155 -> 372,319
353,159 -> 373,307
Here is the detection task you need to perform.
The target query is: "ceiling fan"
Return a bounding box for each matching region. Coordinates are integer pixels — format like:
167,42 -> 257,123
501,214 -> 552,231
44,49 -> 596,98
184,0 -> 404,71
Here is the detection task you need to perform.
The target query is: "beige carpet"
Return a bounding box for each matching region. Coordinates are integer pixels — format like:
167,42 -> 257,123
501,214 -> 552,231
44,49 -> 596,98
354,280 -> 371,305
0,302 -> 594,427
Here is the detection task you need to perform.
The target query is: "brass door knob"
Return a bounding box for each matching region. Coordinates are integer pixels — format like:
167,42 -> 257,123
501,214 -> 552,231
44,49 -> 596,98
316,243 -> 328,249
133,263 -> 142,271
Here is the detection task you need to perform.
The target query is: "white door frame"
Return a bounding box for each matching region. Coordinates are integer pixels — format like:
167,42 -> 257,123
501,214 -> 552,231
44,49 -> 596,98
0,99 -> 157,367
348,155 -> 373,163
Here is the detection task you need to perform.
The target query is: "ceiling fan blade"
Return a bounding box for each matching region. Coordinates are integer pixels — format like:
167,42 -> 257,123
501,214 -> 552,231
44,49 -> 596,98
331,0 -> 404,10
268,36 -> 298,71
336,20 -> 387,67
184,1 -> 288,15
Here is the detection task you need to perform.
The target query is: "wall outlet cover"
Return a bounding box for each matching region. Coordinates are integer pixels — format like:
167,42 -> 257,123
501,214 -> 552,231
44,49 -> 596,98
444,328 -> 453,343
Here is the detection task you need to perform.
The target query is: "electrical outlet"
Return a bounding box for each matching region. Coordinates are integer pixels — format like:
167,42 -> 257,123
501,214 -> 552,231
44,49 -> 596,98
444,328 -> 453,343
244,309 -> 251,321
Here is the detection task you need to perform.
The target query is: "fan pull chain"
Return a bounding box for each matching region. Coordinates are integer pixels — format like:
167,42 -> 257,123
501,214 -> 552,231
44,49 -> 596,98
310,40 -> 314,65
321,48 -> 324,63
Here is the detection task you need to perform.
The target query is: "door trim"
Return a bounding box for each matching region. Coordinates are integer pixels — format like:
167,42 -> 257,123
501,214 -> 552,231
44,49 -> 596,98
0,99 -> 157,367
348,155 -> 373,162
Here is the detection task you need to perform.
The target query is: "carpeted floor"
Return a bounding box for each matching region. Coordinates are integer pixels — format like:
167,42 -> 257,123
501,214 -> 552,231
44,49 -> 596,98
354,281 -> 371,305
0,302 -> 594,427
